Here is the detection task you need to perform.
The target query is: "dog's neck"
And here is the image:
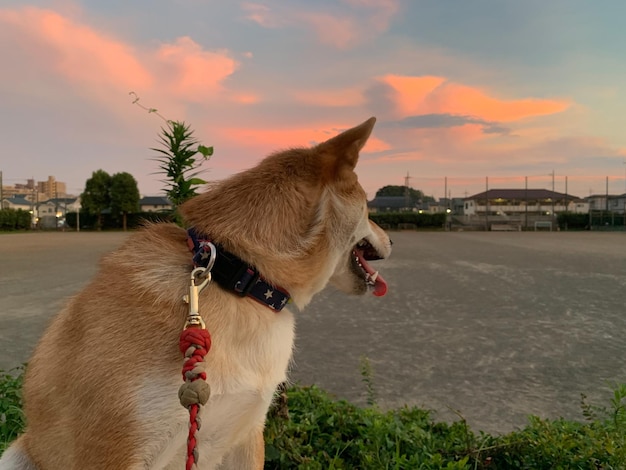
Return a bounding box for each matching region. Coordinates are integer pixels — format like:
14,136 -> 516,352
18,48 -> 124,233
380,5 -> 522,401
187,228 -> 291,312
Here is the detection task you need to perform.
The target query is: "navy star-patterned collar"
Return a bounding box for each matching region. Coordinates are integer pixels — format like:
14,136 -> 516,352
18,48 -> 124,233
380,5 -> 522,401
187,228 -> 291,312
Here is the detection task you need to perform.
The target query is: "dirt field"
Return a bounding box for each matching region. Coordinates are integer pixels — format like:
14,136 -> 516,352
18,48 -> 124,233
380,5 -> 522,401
1,230 -> 625,434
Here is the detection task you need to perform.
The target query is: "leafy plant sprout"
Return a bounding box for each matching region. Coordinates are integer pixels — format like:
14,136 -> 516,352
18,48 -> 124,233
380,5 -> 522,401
129,92 -> 213,210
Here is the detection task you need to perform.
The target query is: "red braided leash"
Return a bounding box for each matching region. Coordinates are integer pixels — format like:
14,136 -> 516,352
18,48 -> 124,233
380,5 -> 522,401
179,326 -> 212,470
179,245 -> 215,468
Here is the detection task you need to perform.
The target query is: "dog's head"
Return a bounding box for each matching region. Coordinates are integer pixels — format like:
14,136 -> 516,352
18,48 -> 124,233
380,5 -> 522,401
180,117 -> 391,309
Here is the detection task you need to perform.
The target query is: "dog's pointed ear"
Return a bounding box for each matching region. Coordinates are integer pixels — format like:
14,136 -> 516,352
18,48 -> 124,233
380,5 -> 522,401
319,117 -> 376,170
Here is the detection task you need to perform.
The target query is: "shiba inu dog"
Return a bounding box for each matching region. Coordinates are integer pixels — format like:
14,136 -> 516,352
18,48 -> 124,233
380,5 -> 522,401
0,117 -> 391,469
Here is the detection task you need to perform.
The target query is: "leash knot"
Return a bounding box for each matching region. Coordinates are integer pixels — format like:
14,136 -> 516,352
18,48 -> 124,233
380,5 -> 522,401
179,328 -> 211,356
179,327 -> 212,470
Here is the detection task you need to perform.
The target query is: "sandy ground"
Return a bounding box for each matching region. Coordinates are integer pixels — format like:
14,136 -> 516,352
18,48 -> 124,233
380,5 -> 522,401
1,230 -> 625,434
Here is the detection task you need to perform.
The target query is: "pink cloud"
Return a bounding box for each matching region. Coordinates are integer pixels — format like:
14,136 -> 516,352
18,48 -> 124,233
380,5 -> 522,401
0,7 -> 239,106
291,88 -> 365,107
340,0 -> 399,34
303,13 -> 361,49
0,7 -> 152,91
152,37 -> 238,101
241,3 -> 278,28
218,123 -> 390,154
242,0 -> 400,49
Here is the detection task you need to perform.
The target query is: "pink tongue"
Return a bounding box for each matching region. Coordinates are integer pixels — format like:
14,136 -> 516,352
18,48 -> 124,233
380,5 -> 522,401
357,252 -> 388,297
372,273 -> 388,297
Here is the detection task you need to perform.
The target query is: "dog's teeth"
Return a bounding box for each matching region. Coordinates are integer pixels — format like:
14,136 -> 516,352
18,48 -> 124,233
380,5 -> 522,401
370,271 -> 378,282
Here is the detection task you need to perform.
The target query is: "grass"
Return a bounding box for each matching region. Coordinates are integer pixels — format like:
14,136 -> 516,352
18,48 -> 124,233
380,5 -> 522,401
0,367 -> 25,453
2,366 -> 625,468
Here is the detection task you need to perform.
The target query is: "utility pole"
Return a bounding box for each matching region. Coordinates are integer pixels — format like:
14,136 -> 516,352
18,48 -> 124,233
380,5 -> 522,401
31,183 -> 36,228
524,176 -> 528,230
485,176 -> 489,231
404,171 -> 411,208
551,170 -> 555,228
55,184 -> 59,230
565,176 -> 568,212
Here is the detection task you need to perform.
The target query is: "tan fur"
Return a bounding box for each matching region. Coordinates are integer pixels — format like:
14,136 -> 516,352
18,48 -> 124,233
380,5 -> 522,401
0,117 -> 391,470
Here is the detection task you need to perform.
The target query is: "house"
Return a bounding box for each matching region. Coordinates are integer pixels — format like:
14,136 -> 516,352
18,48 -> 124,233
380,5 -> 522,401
587,193 -> 626,214
38,197 -> 80,228
2,195 -> 33,211
437,197 -> 465,215
608,193 -> 626,214
139,196 -> 173,213
464,189 -> 587,216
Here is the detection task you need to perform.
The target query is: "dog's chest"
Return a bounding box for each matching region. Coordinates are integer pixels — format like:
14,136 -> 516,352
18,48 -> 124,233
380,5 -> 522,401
137,309 -> 295,469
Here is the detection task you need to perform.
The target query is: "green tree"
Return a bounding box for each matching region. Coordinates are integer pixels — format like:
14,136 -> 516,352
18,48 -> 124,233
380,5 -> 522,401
81,170 -> 111,230
110,172 -> 140,231
152,121 -> 213,210
375,185 -> 434,202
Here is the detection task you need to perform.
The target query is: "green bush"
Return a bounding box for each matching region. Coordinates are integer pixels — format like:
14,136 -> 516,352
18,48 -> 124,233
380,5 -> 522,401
65,211 -> 174,230
0,209 -> 31,231
559,211 -> 626,230
369,212 -> 446,230
557,212 -> 588,230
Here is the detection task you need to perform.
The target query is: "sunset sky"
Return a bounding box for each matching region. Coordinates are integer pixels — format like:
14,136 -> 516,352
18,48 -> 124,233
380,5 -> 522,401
2,0 -> 626,200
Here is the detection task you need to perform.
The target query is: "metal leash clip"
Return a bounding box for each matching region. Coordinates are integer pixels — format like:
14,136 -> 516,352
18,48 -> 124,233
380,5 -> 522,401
183,242 -> 217,330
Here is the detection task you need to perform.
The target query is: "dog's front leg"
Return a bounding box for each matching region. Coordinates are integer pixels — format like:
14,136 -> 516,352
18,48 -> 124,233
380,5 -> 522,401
218,426 -> 264,470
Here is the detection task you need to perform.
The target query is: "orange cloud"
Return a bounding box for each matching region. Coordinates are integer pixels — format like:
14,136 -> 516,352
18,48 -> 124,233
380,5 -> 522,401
363,136 -> 391,153
231,92 -> 262,104
424,83 -> 570,122
378,74 -> 570,123
362,150 -> 427,164
379,75 -> 446,116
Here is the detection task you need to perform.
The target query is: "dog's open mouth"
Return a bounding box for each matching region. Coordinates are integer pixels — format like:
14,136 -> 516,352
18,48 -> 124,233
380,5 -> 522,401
352,238 -> 388,297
